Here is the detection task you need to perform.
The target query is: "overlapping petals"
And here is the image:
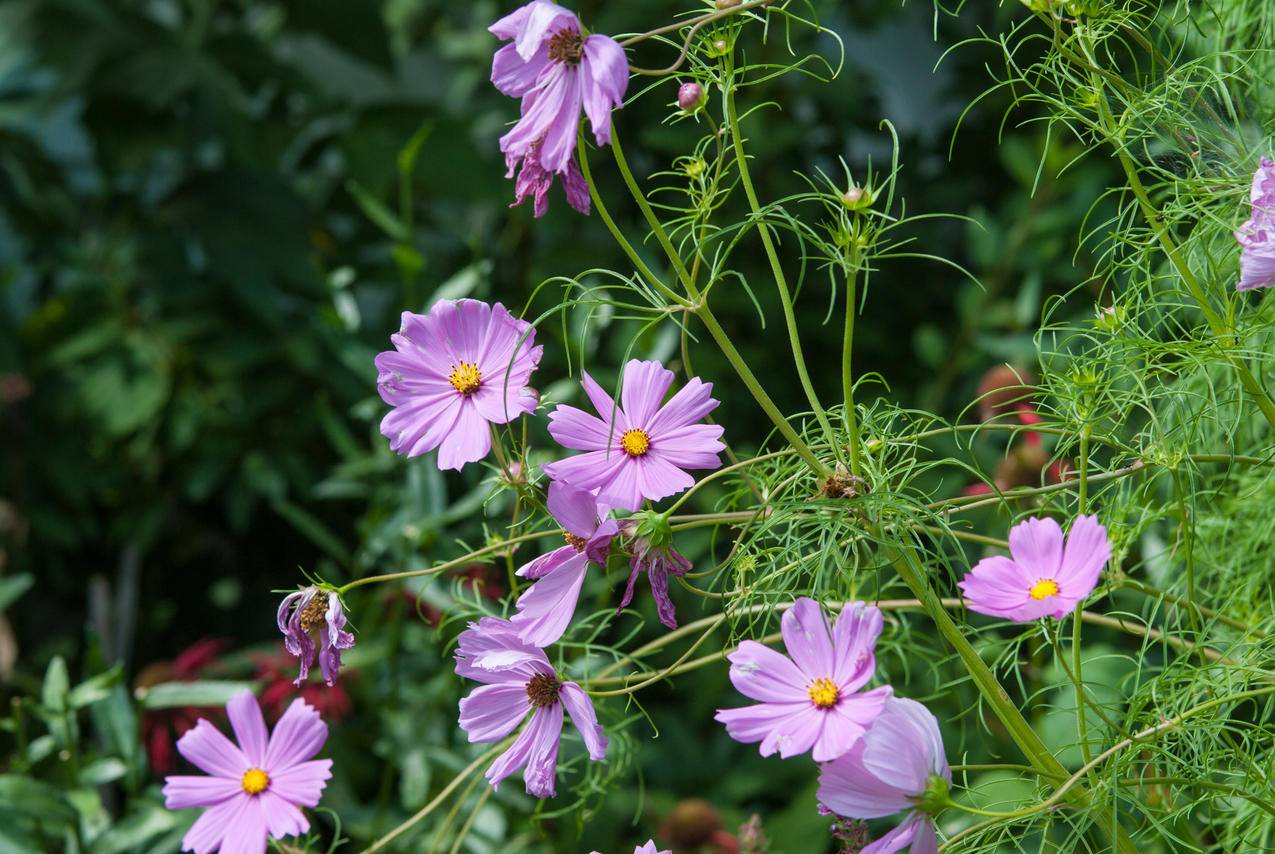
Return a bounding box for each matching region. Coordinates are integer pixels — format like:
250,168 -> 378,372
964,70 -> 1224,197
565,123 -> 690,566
543,359 -> 724,511
376,299 -> 542,470
958,514 -> 1111,622
276,587 -> 355,687
1235,157 -> 1275,291
715,598 -> 891,762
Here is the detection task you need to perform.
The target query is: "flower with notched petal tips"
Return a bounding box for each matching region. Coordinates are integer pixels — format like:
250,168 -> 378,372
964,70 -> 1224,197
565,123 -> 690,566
1235,157 -> 1275,291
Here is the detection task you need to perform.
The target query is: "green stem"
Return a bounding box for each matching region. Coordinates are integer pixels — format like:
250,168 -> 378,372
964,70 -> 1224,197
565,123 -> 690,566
841,267 -> 863,477
724,80 -> 840,458
605,126 -> 828,474
1092,91 -> 1275,429
1073,425 -> 1092,765
884,541 -> 1139,854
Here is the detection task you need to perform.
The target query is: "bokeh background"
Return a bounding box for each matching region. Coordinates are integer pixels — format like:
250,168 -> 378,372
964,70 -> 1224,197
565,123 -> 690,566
0,0 -> 1119,850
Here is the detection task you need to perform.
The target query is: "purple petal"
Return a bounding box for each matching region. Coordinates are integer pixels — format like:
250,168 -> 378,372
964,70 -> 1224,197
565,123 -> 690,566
560,681 -> 608,760
545,403 -> 613,451
563,156 -> 591,214
817,743 -> 915,818
180,794 -> 250,854
631,454 -> 696,506
861,698 -> 948,794
162,775 -> 242,810
580,370 -> 623,424
492,42 -> 549,98
259,790 -> 310,841
726,640 -> 808,703
436,401 -> 493,470
176,719 -> 250,779
580,35 -> 629,146
646,424 -> 725,469
1007,516 -> 1064,576
460,682 -> 533,742
831,602 -> 883,691
714,701 -> 810,755
226,693 -> 268,767
547,479 -> 603,537
485,704 -> 564,798
619,360 -> 674,428
781,598 -> 835,680
510,2 -> 578,61
455,617 -> 553,683
812,685 -> 891,762
645,558 -> 678,628
537,69 -> 584,175
267,759 -> 333,808
516,545 -> 575,580
219,793 -> 268,854
1057,514 -> 1110,598
861,812 -> 928,854
511,556 -> 590,646
646,377 -> 720,436
263,698 -> 328,772
379,391 -> 464,459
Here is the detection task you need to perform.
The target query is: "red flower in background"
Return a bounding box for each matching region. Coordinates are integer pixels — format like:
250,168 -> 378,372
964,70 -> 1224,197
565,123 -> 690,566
135,638 -> 227,775
255,652 -> 353,722
965,366 -> 1071,496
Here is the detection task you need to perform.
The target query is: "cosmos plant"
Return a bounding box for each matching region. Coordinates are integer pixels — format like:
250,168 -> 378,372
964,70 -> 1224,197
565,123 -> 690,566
165,0 -> 1275,851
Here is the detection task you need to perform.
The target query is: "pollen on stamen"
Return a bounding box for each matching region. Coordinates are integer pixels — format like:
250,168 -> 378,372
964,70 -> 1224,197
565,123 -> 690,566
563,531 -> 589,552
448,362 -> 482,395
620,428 -> 650,457
299,595 -> 328,633
1029,578 -> 1060,600
526,672 -> 562,708
807,677 -> 840,709
547,29 -> 584,64
241,768 -> 270,795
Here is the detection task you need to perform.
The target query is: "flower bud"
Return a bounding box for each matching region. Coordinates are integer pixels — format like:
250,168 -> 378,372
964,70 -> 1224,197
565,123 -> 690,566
678,81 -> 707,112
841,185 -> 874,211
661,799 -> 723,848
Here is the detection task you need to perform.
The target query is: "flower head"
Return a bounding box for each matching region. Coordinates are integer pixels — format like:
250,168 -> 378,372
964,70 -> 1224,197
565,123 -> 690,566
1235,157 -> 1275,291
455,617 -> 607,798
715,598 -> 891,762
542,359 -> 724,511
491,0 -> 628,216
618,512 -> 692,629
677,82 -> 707,112
163,690 -> 332,854
511,481 -> 619,646
817,697 -> 951,854
277,587 -> 355,687
958,514 -> 1110,622
376,299 -> 543,470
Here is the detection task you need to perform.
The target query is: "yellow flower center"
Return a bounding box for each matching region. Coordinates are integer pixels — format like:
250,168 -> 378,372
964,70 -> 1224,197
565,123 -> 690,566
1029,578 -> 1060,600
563,531 -> 589,552
448,362 -> 482,395
241,768 -> 270,795
807,677 -> 840,709
620,428 -> 650,456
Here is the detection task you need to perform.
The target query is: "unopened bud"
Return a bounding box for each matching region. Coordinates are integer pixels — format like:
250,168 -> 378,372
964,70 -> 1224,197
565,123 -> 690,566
841,185 -> 873,210
677,82 -> 707,112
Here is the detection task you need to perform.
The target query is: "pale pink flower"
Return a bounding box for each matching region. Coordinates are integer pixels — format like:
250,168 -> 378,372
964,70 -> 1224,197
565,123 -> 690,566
1235,157 -> 1275,291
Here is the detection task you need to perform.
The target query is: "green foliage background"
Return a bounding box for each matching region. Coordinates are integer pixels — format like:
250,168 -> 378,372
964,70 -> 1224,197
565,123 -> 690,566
2,0 -> 1268,852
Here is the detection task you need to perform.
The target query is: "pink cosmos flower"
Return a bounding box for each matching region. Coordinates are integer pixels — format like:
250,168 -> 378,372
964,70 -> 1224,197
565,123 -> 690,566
1235,157 -> 1275,291
714,598 -> 891,762
163,690 -> 332,854
277,586 -> 354,687
511,481 -> 619,646
490,0 -> 628,216
455,617 -> 607,797
376,299 -> 543,470
817,697 -> 951,854
542,360 -> 725,511
958,514 -> 1110,622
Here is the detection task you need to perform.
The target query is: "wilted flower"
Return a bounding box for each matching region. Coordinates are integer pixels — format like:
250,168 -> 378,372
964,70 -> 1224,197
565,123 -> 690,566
163,690 -> 332,854
511,481 -> 618,646
817,697 -> 951,854
1235,157 -> 1275,291
542,359 -> 725,511
677,82 -> 707,112
455,617 -> 607,798
958,515 -> 1110,621
715,598 -> 891,762
375,299 -> 542,470
618,512 -> 692,629
491,0 -> 628,216
277,587 -> 355,687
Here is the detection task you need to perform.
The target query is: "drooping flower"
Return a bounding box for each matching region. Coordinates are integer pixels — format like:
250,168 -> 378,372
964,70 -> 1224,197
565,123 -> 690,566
957,514 -> 1110,622
277,587 -> 355,687
715,598 -> 891,762
542,359 -> 725,511
511,481 -> 618,646
817,697 -> 951,854
1234,157 -> 1275,291
455,617 -> 607,798
376,299 -> 543,470
490,0 -> 629,217
618,512 -> 692,629
163,690 -> 332,854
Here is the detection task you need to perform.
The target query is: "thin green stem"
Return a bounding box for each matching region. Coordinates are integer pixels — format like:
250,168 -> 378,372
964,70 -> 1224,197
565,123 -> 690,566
1073,426 -> 1093,765
724,79 -> 840,458
842,267 -> 863,478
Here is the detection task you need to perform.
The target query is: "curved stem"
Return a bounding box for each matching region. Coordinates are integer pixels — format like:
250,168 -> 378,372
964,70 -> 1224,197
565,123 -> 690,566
724,80 -> 840,459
